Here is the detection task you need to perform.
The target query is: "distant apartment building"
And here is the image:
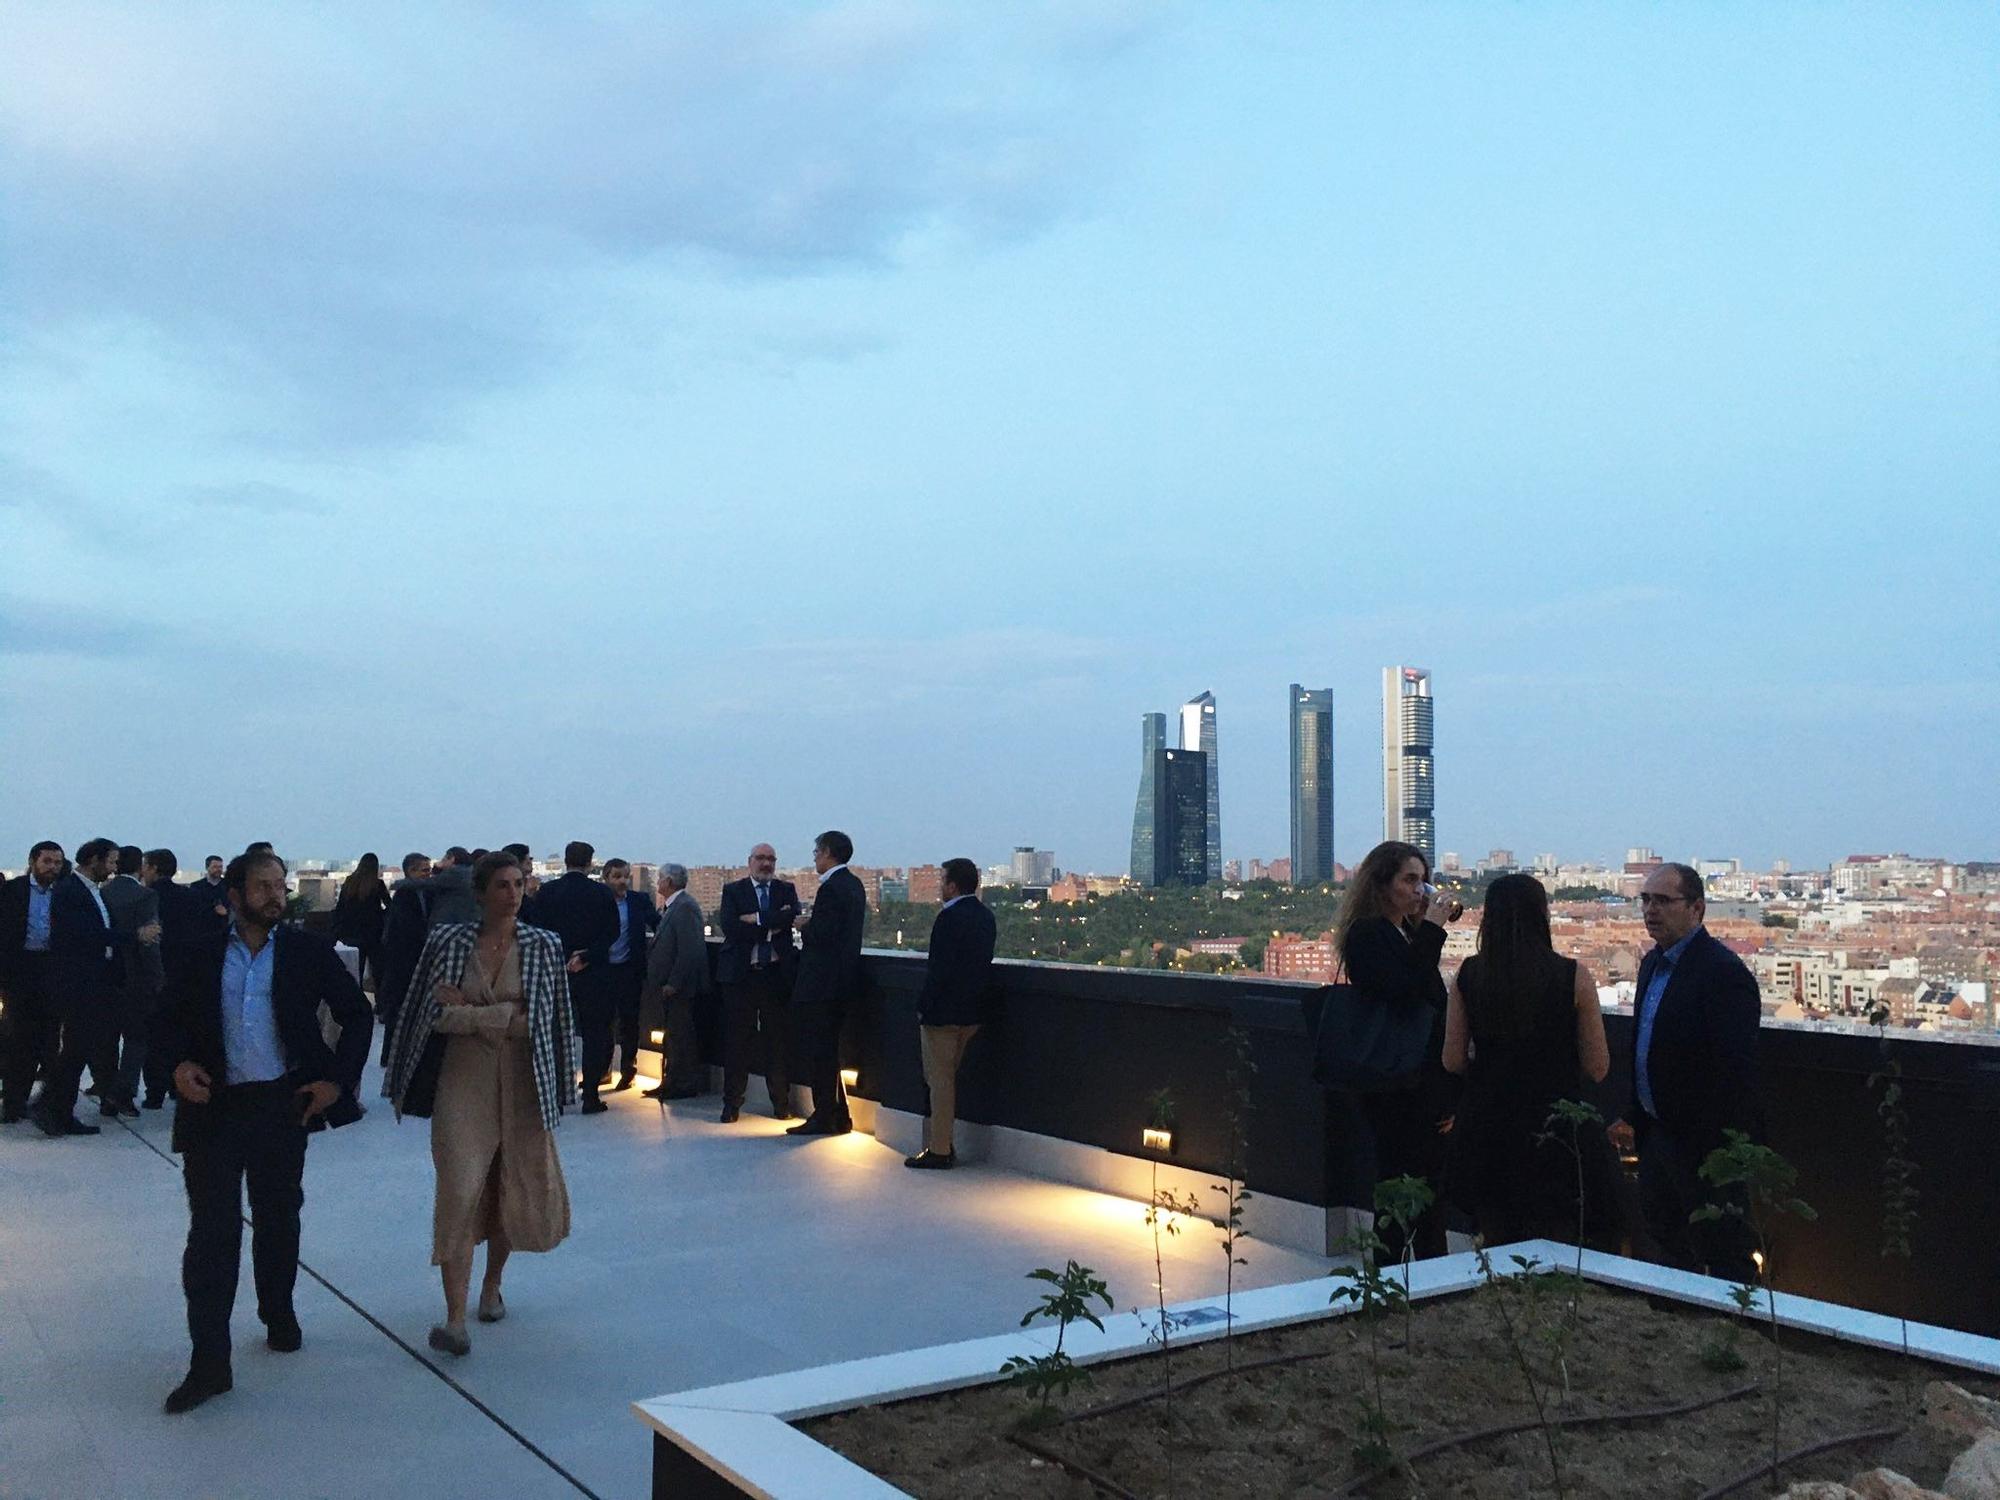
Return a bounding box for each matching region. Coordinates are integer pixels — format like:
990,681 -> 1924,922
685,865 -> 737,914
1188,936 -> 1248,960
1179,691 -> 1222,884
1264,931 -> 1338,982
1010,847 -> 1057,886
1382,666 -> 1435,867
907,865 -> 944,904
1289,684 -> 1334,886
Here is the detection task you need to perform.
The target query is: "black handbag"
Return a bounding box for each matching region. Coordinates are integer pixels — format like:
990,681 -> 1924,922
395,1033 -> 449,1119
1308,969 -> 1437,1093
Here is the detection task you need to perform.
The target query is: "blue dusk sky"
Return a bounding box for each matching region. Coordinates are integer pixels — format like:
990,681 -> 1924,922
2,2 -> 1995,875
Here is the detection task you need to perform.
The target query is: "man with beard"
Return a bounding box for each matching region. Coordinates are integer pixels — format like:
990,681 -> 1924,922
0,840 -> 65,1123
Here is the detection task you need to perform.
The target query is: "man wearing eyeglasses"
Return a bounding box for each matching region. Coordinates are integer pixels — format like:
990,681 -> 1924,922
1608,863 -> 1762,1281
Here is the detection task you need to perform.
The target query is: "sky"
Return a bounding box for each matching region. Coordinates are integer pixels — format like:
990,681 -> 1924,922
2,1 -> 1996,876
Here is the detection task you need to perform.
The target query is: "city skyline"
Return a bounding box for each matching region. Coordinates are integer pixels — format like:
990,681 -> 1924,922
2,6 -> 1994,871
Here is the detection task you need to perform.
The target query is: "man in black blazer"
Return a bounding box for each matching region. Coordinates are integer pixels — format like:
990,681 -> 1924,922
1609,863 -> 1763,1281
532,840 -> 621,1113
787,830 -> 866,1137
373,850 -> 436,1064
643,864 -> 713,1101
36,837 -> 122,1138
906,858 -> 997,1170
599,858 -> 659,1090
154,849 -> 372,1414
716,843 -> 799,1122
0,840 -> 66,1123
101,844 -> 165,1116
143,849 -> 195,1108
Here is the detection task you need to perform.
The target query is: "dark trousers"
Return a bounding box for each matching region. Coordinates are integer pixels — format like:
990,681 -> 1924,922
575,976 -> 614,1102
797,995 -> 850,1126
1360,1086 -> 1450,1265
1636,1121 -> 1758,1283
1,952 -> 57,1113
38,970 -> 116,1125
114,982 -> 160,1104
181,1081 -> 309,1371
606,960 -> 643,1080
723,968 -> 792,1112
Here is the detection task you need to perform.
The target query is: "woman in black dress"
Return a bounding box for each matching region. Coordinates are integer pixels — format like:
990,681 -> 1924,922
1335,840 -> 1464,1264
1443,874 -> 1614,1248
333,852 -> 390,994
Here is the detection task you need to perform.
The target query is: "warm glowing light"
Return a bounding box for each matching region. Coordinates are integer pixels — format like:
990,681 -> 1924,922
839,1068 -> 860,1090
648,1030 -> 665,1045
1142,1127 -> 1173,1152
1752,1250 -> 1766,1272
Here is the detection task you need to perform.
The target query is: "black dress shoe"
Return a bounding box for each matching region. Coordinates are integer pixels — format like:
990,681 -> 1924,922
164,1367 -> 232,1414
786,1116 -> 851,1137
641,1085 -> 668,1100
771,1108 -> 797,1121
904,1150 -> 955,1170
580,1098 -> 608,1115
1,1106 -> 24,1125
143,1095 -> 165,1110
613,1073 -> 636,1092
719,1106 -> 740,1123
35,1111 -> 100,1137
265,1319 -> 302,1353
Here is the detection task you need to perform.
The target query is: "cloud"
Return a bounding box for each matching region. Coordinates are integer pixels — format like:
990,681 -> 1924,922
0,3 -> 1153,447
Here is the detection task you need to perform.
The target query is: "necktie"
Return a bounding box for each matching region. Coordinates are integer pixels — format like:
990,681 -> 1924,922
755,883 -> 771,967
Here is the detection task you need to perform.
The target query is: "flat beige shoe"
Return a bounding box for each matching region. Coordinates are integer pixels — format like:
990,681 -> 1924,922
428,1323 -> 470,1357
477,1291 -> 505,1324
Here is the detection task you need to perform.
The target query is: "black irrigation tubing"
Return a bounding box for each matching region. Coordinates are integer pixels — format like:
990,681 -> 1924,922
116,1117 -> 603,1500
1693,1424 -> 1905,1500
1007,1430 -> 1145,1500
1341,1380 -> 1764,1495
1062,1344 -> 1349,1425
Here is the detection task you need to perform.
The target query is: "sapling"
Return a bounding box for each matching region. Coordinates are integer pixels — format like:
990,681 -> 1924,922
1867,1001 -> 1919,1415
998,1260 -> 1114,1427
1211,1024 -> 1256,1368
1327,1216 -> 1408,1471
1693,1130 -> 1817,1491
1536,1097 -> 1605,1402
1475,1245 -> 1567,1499
1371,1174 -> 1435,1355
1144,1184 -> 1201,1432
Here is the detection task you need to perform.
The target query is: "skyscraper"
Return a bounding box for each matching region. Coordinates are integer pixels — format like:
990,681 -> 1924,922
1289,684 -> 1334,885
1154,747 -> 1209,886
1178,690 -> 1220,884
1382,666 -> 1435,867
1129,712 -> 1168,884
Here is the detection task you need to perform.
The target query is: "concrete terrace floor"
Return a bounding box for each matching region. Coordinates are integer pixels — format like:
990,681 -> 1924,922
0,1063 -> 1331,1500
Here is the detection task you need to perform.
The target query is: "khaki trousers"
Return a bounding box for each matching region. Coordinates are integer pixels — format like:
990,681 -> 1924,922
919,1024 -> 979,1155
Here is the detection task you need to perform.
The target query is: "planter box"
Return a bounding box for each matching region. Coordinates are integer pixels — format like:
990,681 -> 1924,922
633,1241 -> 2000,1498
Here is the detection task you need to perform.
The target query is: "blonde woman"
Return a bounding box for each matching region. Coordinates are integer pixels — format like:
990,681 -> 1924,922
386,850 -> 575,1356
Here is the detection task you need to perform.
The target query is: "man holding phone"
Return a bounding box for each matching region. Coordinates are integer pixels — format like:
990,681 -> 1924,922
154,849 -> 373,1414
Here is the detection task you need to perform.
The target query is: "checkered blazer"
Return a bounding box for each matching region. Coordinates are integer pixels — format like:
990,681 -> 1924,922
386,921 -> 577,1132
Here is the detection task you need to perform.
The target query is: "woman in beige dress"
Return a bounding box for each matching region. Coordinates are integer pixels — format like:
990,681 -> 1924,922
384,850 -> 577,1356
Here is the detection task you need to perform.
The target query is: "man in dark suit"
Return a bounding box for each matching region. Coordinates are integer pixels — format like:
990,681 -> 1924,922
36,837 -> 122,1138
906,857 -> 997,1170
191,855 -> 232,941
374,850 -> 436,1064
420,845 -> 478,929
532,840 -> 621,1114
0,839 -> 65,1123
716,843 -> 799,1123
599,858 -> 658,1090
787,830 -> 866,1137
642,864 -> 711,1101
143,848 -> 195,1108
101,844 -> 165,1117
153,848 -> 371,1413
1609,862 -> 1764,1281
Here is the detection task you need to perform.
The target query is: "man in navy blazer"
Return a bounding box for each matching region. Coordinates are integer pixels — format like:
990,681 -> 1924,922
153,849 -> 372,1414
531,840 -> 621,1113
786,830 -> 866,1136
716,843 -> 799,1122
36,837 -> 122,1138
599,858 -> 658,1090
0,839 -> 65,1123
905,858 -> 997,1170
1609,863 -> 1763,1281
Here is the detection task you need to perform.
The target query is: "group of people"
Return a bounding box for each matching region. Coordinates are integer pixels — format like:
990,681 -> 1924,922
1334,839 -> 1763,1282
0,829 -> 1000,1414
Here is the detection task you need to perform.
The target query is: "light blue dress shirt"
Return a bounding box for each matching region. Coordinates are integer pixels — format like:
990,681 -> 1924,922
609,899 -> 632,965
221,927 -> 288,1085
1634,927 -> 1700,1119
24,878 -> 55,951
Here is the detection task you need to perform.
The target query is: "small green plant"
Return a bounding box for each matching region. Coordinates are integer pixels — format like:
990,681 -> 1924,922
1697,1283 -> 1757,1373
1536,1097 -> 1605,1402
1867,1000 -> 1920,1415
1372,1174 -> 1435,1354
1328,1216 -> 1409,1472
1475,1246 -> 1568,1498
998,1261 -> 1114,1427
1143,1184 -> 1202,1432
1212,1025 -> 1256,1368
1693,1130 -> 1818,1491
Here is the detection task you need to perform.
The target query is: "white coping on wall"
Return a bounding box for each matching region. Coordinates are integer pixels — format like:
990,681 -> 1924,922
866,1103 -> 1343,1256
633,1239 -> 2000,1500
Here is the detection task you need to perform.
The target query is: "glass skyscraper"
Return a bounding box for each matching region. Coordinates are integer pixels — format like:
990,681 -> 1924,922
1381,666 -> 1436,868
1156,747 -> 1209,887
1129,711 -> 1167,885
1289,684 -> 1333,885
1178,690 -> 1220,885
